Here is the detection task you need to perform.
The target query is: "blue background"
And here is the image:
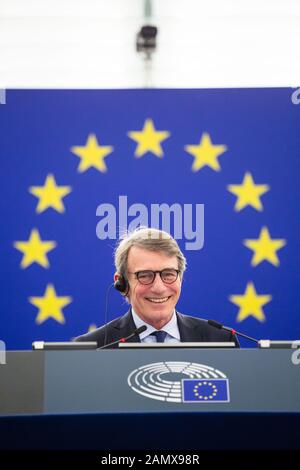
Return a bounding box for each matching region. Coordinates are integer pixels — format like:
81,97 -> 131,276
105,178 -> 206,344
0,88 -> 299,349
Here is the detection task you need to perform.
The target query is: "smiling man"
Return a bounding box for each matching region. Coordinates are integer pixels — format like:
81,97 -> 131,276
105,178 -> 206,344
75,227 -> 239,347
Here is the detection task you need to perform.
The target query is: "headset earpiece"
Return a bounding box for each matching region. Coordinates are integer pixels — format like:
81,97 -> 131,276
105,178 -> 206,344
114,275 -> 129,295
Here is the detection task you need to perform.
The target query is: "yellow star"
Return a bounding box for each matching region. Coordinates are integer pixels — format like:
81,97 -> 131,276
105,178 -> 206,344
14,229 -> 56,268
229,282 -> 272,322
227,172 -> 270,211
184,132 -> 227,172
127,119 -> 170,158
70,133 -> 113,173
29,174 -> 72,214
29,284 -> 72,325
244,227 -> 286,267
88,324 -> 97,332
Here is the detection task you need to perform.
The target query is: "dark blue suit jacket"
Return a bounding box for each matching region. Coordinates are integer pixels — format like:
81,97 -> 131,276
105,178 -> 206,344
75,310 -> 240,348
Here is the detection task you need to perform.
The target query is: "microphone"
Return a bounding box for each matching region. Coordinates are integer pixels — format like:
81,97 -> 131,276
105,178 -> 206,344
98,325 -> 147,350
208,319 -> 258,344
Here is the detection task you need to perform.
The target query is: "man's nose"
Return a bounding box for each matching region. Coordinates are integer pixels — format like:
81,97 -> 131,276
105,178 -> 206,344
150,273 -> 166,290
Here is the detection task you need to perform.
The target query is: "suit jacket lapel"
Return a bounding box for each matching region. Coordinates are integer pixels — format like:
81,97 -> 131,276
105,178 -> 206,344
112,309 -> 203,344
112,309 -> 141,343
176,311 -> 204,342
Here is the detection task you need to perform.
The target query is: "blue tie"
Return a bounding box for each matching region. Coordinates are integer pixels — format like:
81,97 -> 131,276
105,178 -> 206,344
151,330 -> 167,343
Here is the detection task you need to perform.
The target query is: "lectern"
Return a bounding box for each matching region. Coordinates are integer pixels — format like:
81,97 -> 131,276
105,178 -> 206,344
0,348 -> 300,450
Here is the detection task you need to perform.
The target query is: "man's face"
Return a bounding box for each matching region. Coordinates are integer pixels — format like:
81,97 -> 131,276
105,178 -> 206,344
125,246 -> 182,329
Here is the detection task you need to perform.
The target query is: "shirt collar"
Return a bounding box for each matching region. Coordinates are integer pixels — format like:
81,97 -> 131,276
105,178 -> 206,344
131,308 -> 180,340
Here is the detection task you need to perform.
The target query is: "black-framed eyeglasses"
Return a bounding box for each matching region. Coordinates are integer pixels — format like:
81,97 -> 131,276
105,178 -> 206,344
129,269 -> 180,285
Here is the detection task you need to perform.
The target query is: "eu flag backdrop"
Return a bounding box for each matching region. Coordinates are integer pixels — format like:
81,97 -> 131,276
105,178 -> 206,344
0,88 -> 299,349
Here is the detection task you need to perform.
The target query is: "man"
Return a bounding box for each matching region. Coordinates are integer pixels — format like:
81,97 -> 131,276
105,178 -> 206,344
75,227 -> 239,347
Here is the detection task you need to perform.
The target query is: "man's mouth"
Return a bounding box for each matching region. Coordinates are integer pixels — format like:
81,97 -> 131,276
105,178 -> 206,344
145,296 -> 170,304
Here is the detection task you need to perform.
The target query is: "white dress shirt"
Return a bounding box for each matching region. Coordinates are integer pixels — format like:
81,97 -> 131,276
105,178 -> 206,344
131,308 -> 181,343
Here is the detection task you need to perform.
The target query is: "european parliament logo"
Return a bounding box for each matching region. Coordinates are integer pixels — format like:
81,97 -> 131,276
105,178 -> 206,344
127,361 -> 230,403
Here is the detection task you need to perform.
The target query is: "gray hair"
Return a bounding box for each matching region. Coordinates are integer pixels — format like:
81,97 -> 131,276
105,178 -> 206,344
114,227 -> 187,277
